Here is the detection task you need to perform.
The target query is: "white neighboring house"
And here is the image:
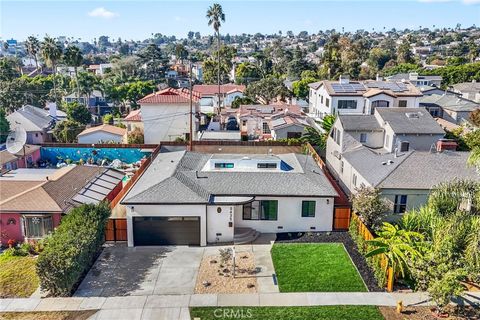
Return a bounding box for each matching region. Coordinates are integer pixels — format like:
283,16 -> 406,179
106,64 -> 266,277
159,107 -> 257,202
308,76 -> 423,120
194,84 -> 246,113
121,151 -> 338,246
77,124 -> 127,144
138,88 -> 200,143
385,72 -> 442,87
323,108 -> 470,216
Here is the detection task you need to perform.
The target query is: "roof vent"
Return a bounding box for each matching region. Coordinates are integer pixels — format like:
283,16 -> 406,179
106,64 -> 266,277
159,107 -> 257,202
382,161 -> 387,166
406,112 -> 420,119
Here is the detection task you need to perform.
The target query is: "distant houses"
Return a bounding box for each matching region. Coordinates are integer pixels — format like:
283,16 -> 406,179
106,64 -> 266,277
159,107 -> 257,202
420,94 -> 480,125
77,124 -> 127,144
193,84 -> 246,113
453,80 -> 480,103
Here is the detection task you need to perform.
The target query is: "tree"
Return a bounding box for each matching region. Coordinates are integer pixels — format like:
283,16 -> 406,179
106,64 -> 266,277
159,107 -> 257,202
103,113 -> 113,125
351,186 -> 388,229
25,36 -> 40,70
0,57 -> 21,81
231,96 -> 255,108
469,109 -> 480,127
76,71 -> 100,106
321,114 -> 336,133
235,62 -> 260,85
0,108 -> 10,143
127,127 -> 144,144
187,31 -> 195,40
174,44 -> 188,60
245,76 -> 290,104
53,120 -> 85,143
397,39 -> 414,64
41,36 -> 63,103
202,46 -> 236,84
206,3 -> 225,112
366,222 -> 424,278
292,76 -> 317,100
136,44 -> 167,81
63,46 -> 83,98
301,126 -> 325,148
65,101 -> 91,125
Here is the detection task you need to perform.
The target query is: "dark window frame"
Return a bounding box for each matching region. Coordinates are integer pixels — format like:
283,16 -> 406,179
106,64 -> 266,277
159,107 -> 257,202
257,163 -> 277,169
337,100 -> 358,109
394,195 -> 408,214
214,162 -> 235,169
302,201 -> 316,217
242,200 -> 278,221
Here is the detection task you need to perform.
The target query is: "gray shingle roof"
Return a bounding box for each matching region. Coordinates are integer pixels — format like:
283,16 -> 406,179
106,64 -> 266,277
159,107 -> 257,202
376,108 -> 445,135
7,105 -> 54,132
122,151 -> 338,204
338,115 -> 382,131
378,151 -> 480,189
420,94 -> 480,112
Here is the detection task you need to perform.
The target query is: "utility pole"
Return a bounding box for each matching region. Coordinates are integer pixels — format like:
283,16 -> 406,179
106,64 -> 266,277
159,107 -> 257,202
189,60 -> 194,151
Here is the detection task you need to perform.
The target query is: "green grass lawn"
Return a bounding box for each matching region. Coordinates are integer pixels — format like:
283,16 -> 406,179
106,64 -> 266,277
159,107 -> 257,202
271,243 -> 367,292
190,306 -> 384,320
0,254 -> 39,298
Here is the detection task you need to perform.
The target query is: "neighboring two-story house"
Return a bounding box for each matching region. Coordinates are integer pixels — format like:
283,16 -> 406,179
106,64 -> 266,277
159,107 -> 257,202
420,94 -> 480,125
194,84 -> 245,113
138,87 -> 201,143
325,108 -> 455,215
64,90 -> 111,116
308,76 -> 423,120
385,72 -> 442,88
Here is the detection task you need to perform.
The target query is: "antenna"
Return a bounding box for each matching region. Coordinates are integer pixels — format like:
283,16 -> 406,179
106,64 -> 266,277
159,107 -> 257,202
6,127 -> 27,167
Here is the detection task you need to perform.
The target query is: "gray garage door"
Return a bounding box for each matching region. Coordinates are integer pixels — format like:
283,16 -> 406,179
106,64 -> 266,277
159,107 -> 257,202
133,216 -> 200,246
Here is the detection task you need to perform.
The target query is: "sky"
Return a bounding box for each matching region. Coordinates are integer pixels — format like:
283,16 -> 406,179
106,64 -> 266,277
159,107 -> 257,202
0,0 -> 479,42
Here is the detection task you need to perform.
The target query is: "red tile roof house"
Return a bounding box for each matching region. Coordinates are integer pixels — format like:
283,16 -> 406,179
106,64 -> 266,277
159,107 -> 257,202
137,87 -> 201,143
223,104 -> 308,140
193,84 -> 245,113
0,165 -> 123,244
0,144 -> 41,171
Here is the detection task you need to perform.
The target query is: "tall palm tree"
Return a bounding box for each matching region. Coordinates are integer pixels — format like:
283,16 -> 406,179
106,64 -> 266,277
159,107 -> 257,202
41,36 -> 63,103
206,3 -> 225,113
63,45 -> 83,99
25,36 -> 40,71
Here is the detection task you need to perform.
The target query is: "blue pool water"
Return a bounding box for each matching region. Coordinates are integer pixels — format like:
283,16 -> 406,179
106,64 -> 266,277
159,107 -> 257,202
41,147 -> 151,165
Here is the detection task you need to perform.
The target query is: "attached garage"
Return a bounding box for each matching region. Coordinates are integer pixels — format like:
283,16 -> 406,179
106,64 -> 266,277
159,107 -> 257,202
133,216 -> 200,246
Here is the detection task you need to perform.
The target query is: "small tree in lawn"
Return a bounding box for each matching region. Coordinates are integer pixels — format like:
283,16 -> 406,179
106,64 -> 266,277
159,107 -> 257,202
351,186 -> 388,229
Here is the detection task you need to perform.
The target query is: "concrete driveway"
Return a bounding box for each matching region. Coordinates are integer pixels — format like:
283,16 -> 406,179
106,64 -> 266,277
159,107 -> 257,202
74,244 -> 205,297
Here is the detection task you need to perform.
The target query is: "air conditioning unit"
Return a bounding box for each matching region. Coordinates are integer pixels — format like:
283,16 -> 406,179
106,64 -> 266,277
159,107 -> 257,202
399,141 -> 410,152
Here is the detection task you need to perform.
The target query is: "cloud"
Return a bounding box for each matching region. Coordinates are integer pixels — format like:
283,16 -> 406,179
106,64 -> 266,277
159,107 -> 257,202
88,7 -> 119,19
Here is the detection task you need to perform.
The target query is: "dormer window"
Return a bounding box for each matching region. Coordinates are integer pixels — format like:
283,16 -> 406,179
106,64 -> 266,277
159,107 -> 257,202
257,163 -> 277,169
214,163 -> 234,169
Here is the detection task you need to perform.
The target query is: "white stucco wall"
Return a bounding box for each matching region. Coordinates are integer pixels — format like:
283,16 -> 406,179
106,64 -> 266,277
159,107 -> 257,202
125,204 -> 207,246
78,131 -> 125,144
141,103 -> 198,143
233,197 -> 334,233
207,205 -> 234,243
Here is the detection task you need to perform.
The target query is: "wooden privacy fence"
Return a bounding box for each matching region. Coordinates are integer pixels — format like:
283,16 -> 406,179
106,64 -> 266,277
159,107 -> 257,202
351,212 -> 394,292
333,207 -> 351,230
105,219 -> 127,241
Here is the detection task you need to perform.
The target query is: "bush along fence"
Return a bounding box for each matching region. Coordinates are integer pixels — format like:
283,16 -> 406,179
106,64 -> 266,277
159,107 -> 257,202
349,212 -> 394,292
36,202 -> 111,296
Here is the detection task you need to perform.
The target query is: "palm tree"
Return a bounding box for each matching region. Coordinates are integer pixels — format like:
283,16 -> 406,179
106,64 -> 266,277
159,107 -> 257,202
206,3 -> 225,113
41,36 -> 63,102
63,45 -> 83,99
25,36 -> 40,71
366,222 -> 425,278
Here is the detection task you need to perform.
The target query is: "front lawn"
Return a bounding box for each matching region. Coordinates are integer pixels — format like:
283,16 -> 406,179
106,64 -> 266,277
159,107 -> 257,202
0,254 -> 39,298
190,306 -> 384,320
271,243 -> 367,292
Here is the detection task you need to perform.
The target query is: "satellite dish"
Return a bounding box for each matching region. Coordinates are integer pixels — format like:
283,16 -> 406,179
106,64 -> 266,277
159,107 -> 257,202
6,127 -> 27,154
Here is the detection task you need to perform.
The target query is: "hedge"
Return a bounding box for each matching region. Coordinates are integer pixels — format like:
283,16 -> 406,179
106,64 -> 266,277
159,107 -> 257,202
36,202 -> 110,296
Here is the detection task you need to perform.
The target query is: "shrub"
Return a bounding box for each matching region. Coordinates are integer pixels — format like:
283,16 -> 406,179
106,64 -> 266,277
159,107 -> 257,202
127,127 -> 144,144
351,186 -> 388,230
36,202 -> 110,296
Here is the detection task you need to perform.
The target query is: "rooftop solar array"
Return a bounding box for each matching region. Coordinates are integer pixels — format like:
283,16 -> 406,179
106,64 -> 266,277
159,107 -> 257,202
331,83 -> 366,93
365,81 -> 408,92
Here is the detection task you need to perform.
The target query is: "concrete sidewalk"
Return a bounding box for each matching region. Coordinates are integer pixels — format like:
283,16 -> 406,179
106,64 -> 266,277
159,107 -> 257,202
1,292 -> 479,320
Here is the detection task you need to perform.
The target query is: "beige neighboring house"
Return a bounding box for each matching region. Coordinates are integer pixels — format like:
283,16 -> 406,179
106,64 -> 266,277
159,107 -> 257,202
77,124 -> 127,144
123,109 -> 143,133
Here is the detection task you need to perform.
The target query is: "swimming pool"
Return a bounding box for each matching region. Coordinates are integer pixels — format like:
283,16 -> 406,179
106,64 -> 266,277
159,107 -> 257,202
40,147 -> 151,165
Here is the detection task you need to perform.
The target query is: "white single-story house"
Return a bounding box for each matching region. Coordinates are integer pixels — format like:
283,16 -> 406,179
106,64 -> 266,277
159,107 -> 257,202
77,124 -> 127,144
121,151 -> 338,246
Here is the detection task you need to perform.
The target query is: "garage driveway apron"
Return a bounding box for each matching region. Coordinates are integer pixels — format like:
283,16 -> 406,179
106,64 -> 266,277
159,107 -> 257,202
74,244 -> 205,297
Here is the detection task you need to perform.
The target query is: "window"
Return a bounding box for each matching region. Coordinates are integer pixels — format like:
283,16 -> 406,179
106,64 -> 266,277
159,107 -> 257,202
360,133 -> 367,143
340,161 -> 344,173
394,195 -> 408,214
214,163 -> 234,169
257,163 -> 277,169
320,95 -> 324,104
287,132 -> 302,139
24,216 -> 53,238
325,98 -> 330,107
331,127 -> 342,145
243,201 -> 278,220
398,100 -> 407,108
372,100 -> 390,109
337,100 -> 358,109
262,122 -> 270,134
242,120 -> 247,126
302,201 -> 316,217
352,174 -> 357,186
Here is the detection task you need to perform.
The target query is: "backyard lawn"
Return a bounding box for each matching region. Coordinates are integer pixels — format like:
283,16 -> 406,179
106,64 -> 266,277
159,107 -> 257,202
271,243 -> 367,292
190,306 -> 384,320
0,254 -> 39,298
